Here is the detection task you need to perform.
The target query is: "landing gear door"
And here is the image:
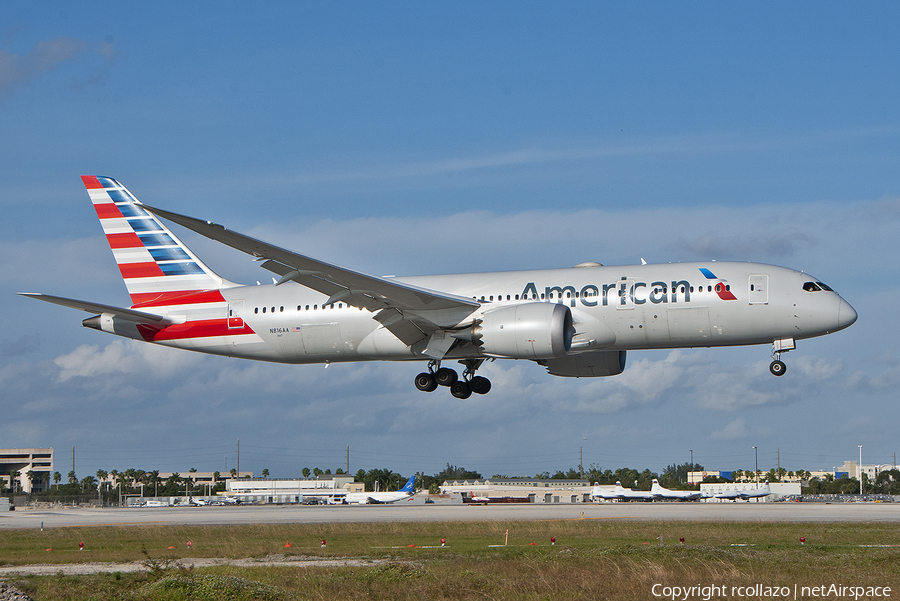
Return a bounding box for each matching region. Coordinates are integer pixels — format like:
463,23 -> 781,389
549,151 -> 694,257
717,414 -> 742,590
748,275 -> 768,305
227,300 -> 244,329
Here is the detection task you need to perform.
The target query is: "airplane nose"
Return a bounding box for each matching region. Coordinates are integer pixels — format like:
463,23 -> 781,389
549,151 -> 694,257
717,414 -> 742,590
836,298 -> 857,331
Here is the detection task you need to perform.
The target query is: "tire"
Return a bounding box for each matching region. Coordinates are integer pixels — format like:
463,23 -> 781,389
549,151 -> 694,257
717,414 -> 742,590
414,372 -> 438,392
450,380 -> 472,399
469,376 -> 491,395
769,360 -> 787,376
435,367 -> 458,387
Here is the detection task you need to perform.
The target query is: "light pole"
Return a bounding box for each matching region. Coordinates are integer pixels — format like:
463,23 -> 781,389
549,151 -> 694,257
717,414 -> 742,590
859,445 -> 863,495
689,450 -> 693,484
753,446 -> 758,489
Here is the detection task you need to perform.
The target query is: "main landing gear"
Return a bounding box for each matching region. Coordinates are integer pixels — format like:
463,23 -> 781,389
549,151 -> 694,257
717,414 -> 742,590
415,359 -> 492,399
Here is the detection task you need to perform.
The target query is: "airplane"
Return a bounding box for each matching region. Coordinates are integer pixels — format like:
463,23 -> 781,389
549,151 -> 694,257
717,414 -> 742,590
713,481 -> 772,500
591,481 -> 654,501
650,478 -> 703,501
19,176 -> 858,399
467,491 -> 491,504
343,475 -> 416,504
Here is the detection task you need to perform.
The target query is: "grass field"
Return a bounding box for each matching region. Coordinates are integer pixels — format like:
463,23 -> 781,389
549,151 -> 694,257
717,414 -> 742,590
1,520 -> 899,600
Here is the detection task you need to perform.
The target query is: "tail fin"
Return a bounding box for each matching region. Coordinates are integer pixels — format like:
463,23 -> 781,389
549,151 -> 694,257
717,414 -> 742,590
400,476 -> 416,494
82,176 -> 233,306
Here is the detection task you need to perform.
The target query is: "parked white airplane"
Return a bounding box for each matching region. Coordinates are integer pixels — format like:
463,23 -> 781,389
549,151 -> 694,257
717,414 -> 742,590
714,481 -> 772,500
20,176 -> 858,398
343,476 -> 416,504
591,481 -> 654,501
468,491 -> 491,503
650,478 -> 703,501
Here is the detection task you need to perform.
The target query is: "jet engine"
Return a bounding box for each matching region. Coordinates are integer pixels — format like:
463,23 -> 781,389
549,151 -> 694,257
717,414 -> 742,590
455,302 -> 574,359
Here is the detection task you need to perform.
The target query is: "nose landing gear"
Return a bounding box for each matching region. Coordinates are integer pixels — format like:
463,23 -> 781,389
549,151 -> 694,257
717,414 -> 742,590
769,338 -> 795,377
769,359 -> 787,376
414,359 -> 492,397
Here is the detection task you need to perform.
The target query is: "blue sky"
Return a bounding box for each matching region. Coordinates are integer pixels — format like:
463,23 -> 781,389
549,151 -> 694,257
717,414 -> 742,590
2,3 -> 899,482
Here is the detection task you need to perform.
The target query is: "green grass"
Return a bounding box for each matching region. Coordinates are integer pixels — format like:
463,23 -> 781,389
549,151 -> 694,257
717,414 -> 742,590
2,520 -> 899,599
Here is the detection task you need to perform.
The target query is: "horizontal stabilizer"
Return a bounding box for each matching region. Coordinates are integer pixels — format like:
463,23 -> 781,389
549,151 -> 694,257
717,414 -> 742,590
18,293 -> 170,324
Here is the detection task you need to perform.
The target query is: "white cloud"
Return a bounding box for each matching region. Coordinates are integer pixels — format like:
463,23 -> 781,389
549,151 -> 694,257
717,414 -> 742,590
0,37 -> 114,97
709,418 -> 749,440
54,340 -> 203,382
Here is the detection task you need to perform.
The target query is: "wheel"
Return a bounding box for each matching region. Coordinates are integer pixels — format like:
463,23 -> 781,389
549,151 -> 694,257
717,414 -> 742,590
469,376 -> 491,395
414,372 -> 438,392
450,380 -> 472,399
769,360 -> 786,376
435,367 -> 458,387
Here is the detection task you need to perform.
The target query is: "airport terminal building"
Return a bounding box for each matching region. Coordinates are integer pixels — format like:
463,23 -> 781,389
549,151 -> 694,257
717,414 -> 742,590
0,448 -> 53,494
441,478 -> 595,503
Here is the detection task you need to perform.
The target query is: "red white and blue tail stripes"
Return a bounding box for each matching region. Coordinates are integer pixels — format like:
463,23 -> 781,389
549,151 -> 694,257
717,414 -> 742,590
82,175 -> 229,306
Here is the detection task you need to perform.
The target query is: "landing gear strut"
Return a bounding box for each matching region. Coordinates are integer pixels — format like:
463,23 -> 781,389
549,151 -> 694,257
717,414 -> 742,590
769,338 -> 794,377
413,359 -> 492,397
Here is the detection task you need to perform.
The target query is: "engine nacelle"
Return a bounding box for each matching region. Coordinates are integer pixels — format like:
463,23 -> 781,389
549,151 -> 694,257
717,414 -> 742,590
457,302 -> 574,359
539,350 -> 627,377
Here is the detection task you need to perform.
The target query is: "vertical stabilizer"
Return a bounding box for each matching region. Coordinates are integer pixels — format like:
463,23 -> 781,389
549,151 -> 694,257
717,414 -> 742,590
82,176 -> 234,306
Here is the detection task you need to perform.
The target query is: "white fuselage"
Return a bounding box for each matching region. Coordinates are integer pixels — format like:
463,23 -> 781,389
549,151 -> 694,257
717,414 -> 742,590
131,261 -> 855,365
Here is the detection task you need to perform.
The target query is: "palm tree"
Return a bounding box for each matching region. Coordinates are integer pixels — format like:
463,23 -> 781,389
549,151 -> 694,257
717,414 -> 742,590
262,469 -> 269,479
53,471 -> 61,488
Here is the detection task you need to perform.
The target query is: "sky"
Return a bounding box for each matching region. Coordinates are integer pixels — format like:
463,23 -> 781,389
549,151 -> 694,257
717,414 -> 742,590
2,2 -> 899,483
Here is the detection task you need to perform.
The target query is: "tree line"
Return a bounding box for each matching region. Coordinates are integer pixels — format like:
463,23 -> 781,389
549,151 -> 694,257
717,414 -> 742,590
6,462 -> 898,502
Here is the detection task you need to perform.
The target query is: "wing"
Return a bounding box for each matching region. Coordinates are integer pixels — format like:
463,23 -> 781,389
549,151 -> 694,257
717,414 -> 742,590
140,204 -> 480,349
18,292 -> 171,324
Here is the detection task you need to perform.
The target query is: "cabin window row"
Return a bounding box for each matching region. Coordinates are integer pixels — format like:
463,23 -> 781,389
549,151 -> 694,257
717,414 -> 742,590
251,282 -> 737,314
253,303 -> 354,314
474,284 -> 729,303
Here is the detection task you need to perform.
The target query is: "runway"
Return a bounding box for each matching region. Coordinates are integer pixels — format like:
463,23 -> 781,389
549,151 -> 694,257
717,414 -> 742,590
2,501 -> 898,530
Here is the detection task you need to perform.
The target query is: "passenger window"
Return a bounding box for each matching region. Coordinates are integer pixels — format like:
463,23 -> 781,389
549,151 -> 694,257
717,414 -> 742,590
254,307 -> 259,314
280,306 -> 284,312
262,307 -> 266,313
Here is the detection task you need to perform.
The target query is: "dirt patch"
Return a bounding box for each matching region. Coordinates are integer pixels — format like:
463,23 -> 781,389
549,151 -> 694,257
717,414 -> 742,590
0,554 -> 388,576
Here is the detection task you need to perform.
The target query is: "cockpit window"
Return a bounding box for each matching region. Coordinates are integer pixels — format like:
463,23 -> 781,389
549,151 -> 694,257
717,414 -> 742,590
817,282 -> 833,292
803,282 -> 822,292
